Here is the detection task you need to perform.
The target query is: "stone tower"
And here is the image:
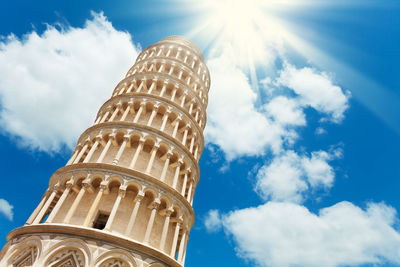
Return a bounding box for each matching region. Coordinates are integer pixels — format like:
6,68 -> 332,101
0,36 -> 210,267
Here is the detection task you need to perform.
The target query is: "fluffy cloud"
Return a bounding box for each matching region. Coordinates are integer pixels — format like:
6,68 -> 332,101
255,150 -> 336,203
222,201 -> 400,267
204,209 -> 222,233
205,53 -> 287,160
0,12 -> 140,152
277,63 -> 350,123
205,54 -> 349,160
0,198 -> 13,221
264,96 -> 306,127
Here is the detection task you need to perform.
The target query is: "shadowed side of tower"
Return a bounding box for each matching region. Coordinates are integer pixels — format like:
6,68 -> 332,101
0,36 -> 210,267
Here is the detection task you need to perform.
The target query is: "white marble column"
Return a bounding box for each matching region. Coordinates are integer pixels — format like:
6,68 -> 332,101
104,186 -> 126,231
172,159 -> 183,189
180,91 -> 188,107
33,186 -> 59,224
171,86 -> 178,102
137,80 -> 146,92
46,180 -> 73,223
125,191 -> 145,236
112,134 -> 130,165
96,133 -> 115,163
143,198 -> 161,243
100,107 -> 112,123
129,138 -> 145,169
168,66 -> 175,76
120,101 -> 133,121
182,125 -> 190,146
172,116 -> 182,138
177,228 -> 188,262
83,183 -> 108,227
147,103 -> 160,127
73,141 -> 89,164
126,82 -> 135,93
145,143 -> 160,174
159,208 -> 173,251
160,108 -> 172,132
66,147 -> 80,166
189,133 -> 197,153
83,136 -> 101,163
63,181 -> 91,224
170,219 -> 182,258
181,170 -> 189,196
109,102 -> 122,121
159,82 -> 167,97
186,178 -> 194,202
160,151 -> 173,182
133,102 -> 146,123
26,191 -> 49,225
194,145 -> 199,160
148,80 -> 156,94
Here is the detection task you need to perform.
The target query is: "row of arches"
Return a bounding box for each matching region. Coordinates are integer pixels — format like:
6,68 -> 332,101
68,126 -> 199,194
93,96 -> 203,153
3,236 -> 181,266
127,57 -> 209,94
123,60 -> 209,106
26,171 -> 192,259
134,42 -> 209,87
111,75 -> 206,127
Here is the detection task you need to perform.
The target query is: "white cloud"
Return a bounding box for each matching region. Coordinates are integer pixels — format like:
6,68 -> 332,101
264,96 -> 306,126
277,63 -> 350,123
205,52 -> 287,160
0,12 -> 140,152
0,198 -> 13,221
315,127 -> 327,135
301,150 -> 335,188
222,201 -> 400,267
256,150 -> 336,203
204,209 -> 222,233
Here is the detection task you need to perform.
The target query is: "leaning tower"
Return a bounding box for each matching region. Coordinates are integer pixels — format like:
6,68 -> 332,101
0,36 -> 210,267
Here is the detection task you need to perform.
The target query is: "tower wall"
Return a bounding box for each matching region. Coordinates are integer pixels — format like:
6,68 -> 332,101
0,36 -> 210,267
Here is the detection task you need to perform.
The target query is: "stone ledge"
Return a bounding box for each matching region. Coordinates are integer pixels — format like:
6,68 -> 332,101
6,224 -> 183,267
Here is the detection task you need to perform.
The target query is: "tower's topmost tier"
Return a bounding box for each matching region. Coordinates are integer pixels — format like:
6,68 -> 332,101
158,36 -> 204,60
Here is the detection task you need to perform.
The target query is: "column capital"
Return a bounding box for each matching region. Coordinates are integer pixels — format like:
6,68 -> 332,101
118,187 -> 127,198
94,134 -> 103,142
65,180 -> 74,189
123,134 -> 131,141
171,215 -> 184,224
52,183 -> 61,192
166,107 -> 173,114
116,101 -> 123,108
154,101 -> 161,109
134,191 -> 145,202
160,207 -> 174,217
148,198 -> 161,209
99,182 -> 109,194
165,150 -> 173,159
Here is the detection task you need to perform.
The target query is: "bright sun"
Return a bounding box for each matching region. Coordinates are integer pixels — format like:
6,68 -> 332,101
189,0 -> 297,68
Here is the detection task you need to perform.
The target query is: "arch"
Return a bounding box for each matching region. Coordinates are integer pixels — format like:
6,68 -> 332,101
94,249 -> 137,267
41,238 -> 90,267
6,236 -> 42,267
106,174 -> 124,188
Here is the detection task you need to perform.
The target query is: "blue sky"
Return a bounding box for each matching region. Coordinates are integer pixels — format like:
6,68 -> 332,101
0,0 -> 400,266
